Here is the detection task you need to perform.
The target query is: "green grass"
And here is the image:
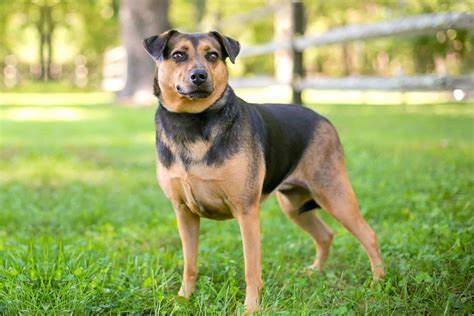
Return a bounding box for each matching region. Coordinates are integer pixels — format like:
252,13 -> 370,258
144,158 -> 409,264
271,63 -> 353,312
0,95 -> 473,314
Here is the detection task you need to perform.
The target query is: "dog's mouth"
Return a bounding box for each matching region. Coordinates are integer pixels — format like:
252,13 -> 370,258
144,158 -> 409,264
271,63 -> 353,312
176,86 -> 212,99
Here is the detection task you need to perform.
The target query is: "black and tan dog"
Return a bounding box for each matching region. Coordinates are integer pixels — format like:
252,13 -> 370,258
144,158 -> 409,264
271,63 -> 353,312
143,30 -> 384,313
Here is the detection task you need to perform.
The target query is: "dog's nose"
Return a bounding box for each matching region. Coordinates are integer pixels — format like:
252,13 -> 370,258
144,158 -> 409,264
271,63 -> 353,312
190,69 -> 208,86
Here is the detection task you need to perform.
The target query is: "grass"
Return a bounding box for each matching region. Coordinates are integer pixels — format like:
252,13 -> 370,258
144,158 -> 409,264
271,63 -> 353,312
0,94 -> 473,314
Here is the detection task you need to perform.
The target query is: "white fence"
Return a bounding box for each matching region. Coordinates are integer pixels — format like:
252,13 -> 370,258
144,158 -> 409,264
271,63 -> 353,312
236,11 -> 474,95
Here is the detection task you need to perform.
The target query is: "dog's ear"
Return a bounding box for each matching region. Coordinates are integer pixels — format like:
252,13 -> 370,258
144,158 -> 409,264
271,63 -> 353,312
143,30 -> 177,61
210,31 -> 241,64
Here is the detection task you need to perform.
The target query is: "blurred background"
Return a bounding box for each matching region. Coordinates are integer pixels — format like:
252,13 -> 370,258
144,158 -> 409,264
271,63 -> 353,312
0,0 -> 473,104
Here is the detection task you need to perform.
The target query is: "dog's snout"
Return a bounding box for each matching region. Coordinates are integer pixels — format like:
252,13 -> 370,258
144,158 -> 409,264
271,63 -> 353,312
190,69 -> 208,86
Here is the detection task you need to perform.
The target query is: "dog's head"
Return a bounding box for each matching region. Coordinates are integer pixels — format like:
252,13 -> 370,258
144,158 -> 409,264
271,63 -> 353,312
143,30 -> 240,113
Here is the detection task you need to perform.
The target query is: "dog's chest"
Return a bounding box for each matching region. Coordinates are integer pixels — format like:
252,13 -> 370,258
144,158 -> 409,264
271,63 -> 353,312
156,151 -> 252,220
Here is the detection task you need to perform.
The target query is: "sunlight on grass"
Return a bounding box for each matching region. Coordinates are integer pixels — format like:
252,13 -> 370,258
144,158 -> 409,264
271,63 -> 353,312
233,86 -> 454,105
1,107 -> 108,121
235,85 -> 292,103
0,90 -> 467,109
304,90 -> 456,105
235,87 -> 458,105
0,92 -> 114,106
408,105 -> 474,117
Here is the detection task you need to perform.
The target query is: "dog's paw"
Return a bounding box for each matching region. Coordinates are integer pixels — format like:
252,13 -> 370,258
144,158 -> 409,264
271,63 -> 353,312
370,266 -> 385,287
243,292 -> 260,314
302,261 -> 325,276
244,300 -> 259,314
178,285 -> 195,300
311,259 -> 327,272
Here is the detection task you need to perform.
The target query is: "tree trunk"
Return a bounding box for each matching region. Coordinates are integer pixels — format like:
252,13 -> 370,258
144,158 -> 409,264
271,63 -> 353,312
192,0 -> 206,28
45,5 -> 53,80
118,0 -> 170,104
342,43 -> 351,76
38,6 -> 46,81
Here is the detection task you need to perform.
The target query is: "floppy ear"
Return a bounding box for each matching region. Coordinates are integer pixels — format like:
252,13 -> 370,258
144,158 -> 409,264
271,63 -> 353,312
143,29 -> 177,61
210,31 -> 241,64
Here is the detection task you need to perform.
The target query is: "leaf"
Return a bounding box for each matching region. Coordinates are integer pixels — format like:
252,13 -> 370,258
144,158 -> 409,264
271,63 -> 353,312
414,271 -> 432,283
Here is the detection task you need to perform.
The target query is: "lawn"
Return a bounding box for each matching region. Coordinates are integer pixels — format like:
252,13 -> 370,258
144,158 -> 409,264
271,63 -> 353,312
0,94 -> 472,314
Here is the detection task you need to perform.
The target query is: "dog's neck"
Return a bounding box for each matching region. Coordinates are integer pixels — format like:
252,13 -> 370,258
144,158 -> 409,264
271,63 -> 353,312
156,85 -> 240,143
155,85 -> 243,168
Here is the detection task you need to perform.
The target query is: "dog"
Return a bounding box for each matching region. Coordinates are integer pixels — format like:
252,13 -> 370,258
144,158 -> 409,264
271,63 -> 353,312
143,30 -> 384,313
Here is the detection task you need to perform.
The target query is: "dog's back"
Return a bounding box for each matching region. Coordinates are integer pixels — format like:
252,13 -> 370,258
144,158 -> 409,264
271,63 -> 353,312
247,101 -> 328,193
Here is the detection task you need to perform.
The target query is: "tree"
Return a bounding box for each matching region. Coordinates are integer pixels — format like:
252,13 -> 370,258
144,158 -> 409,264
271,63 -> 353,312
118,0 -> 170,103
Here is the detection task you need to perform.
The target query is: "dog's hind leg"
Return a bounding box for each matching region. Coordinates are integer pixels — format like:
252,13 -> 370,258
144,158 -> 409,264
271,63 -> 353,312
310,169 -> 385,281
276,187 -> 333,271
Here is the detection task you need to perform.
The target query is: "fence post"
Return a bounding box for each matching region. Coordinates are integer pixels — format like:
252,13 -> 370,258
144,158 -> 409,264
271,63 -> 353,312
274,2 -> 293,87
292,1 -> 305,104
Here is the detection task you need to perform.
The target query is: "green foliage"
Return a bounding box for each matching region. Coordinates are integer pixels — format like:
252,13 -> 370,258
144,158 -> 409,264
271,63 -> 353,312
0,0 -> 119,59
302,0 -> 474,76
0,0 -> 118,87
0,93 -> 473,313
2,0 -> 473,90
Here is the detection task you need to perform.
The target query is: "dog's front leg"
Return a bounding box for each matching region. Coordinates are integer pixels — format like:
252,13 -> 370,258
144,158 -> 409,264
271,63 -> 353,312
236,206 -> 262,313
175,204 -> 200,299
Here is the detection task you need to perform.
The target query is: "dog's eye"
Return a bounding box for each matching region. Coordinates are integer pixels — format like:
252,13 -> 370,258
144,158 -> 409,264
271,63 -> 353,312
172,52 -> 186,62
206,52 -> 219,62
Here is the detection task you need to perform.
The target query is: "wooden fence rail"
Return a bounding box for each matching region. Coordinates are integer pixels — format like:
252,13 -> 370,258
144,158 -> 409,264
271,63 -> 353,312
230,74 -> 474,91
297,75 -> 474,91
240,12 -> 474,57
232,9 -> 474,102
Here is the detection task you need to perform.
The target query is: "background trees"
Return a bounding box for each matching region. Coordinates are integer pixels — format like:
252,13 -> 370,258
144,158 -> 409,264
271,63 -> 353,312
0,0 -> 472,94
0,0 -> 119,88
